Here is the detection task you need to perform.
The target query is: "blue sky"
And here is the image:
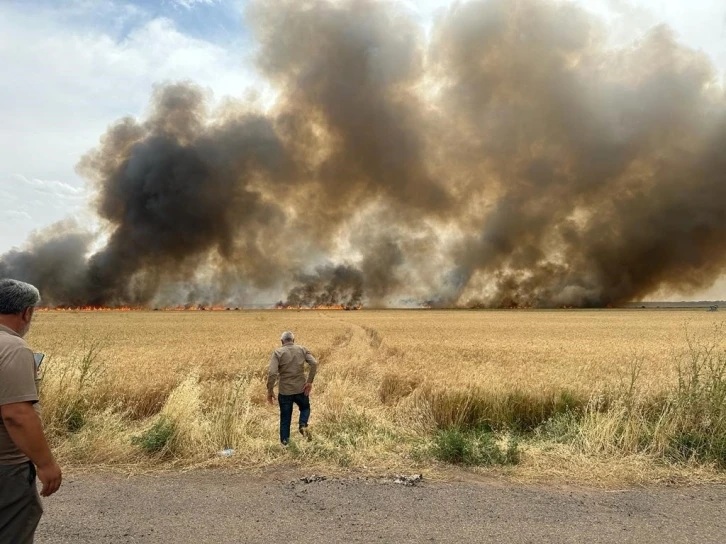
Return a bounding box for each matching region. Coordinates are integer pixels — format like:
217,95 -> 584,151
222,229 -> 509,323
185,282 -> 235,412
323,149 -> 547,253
16,0 -> 251,44
1,0 -> 725,299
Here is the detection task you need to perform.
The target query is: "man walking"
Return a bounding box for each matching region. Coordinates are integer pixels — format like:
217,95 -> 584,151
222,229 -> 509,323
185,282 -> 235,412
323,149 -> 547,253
267,331 -> 318,445
0,279 -> 62,543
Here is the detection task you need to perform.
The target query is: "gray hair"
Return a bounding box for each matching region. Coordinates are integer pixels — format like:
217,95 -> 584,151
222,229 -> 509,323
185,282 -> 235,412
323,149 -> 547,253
0,279 -> 41,315
280,331 -> 295,343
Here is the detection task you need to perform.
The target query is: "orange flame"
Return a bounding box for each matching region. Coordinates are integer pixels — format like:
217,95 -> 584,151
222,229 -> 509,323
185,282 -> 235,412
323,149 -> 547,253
37,305 -> 240,312
159,305 -> 231,311
37,306 -> 137,312
275,304 -> 361,311
37,303 -> 364,312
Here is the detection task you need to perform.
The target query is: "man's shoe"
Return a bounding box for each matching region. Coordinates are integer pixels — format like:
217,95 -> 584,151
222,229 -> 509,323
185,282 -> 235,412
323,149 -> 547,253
281,439 -> 289,446
299,426 -> 311,441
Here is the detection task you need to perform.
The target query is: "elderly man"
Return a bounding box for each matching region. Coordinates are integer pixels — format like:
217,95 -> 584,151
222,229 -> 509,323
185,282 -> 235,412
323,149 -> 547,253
267,331 -> 318,445
0,279 -> 62,543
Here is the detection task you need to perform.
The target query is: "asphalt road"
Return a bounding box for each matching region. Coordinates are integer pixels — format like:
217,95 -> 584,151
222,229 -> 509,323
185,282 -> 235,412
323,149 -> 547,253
35,470 -> 726,543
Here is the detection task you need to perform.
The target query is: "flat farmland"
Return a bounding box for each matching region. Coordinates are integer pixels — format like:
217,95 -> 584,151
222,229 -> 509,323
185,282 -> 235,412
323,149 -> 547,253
27,309 -> 726,485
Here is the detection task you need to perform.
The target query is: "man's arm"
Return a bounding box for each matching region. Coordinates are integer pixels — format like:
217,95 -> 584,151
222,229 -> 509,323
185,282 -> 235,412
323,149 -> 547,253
0,345 -> 62,496
267,351 -> 279,403
1,402 -> 62,496
304,348 -> 318,387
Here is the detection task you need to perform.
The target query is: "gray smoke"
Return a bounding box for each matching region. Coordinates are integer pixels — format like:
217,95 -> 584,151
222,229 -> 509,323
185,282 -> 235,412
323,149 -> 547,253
2,0 -> 725,308
281,265 -> 363,309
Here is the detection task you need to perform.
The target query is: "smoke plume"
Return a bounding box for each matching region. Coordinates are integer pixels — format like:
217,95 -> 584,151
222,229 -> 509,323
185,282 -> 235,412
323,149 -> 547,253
282,265 -> 363,309
2,0 -> 725,308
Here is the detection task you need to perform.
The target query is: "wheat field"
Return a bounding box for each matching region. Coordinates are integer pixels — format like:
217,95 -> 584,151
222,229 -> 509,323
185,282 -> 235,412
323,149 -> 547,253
27,309 -> 726,485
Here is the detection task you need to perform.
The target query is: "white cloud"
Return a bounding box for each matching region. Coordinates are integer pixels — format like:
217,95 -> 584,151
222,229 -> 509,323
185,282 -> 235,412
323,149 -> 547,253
0,6 -> 257,172
170,0 -> 219,8
1,210 -> 33,221
0,0 -> 259,254
15,176 -> 86,199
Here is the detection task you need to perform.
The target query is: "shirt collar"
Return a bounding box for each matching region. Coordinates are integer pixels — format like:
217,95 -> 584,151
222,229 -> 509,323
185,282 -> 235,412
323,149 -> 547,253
0,324 -> 20,338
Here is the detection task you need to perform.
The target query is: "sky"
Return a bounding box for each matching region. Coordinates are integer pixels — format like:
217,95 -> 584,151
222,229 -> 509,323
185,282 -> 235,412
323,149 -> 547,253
1,0 -> 725,300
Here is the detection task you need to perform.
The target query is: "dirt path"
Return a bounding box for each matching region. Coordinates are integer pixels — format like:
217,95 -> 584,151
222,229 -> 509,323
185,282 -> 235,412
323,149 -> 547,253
36,470 -> 725,544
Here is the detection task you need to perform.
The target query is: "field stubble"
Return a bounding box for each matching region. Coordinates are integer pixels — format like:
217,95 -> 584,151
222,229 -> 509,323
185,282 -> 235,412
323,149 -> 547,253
28,309 -> 726,485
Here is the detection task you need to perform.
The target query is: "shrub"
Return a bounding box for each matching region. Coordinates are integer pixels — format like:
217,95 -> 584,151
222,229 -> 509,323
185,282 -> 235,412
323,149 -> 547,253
537,410 -> 581,444
430,427 -> 519,466
133,417 -> 176,455
665,325 -> 726,465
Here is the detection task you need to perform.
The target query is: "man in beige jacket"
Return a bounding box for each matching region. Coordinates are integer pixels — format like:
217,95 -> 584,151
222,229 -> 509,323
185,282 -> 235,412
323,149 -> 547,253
0,279 -> 62,543
267,331 -> 318,445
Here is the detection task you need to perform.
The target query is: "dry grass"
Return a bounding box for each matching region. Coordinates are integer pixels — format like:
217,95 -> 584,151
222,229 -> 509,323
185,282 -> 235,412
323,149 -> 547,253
27,309 -> 726,485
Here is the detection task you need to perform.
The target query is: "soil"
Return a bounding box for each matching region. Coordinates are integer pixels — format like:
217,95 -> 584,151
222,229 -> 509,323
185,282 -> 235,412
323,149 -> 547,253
35,468 -> 726,543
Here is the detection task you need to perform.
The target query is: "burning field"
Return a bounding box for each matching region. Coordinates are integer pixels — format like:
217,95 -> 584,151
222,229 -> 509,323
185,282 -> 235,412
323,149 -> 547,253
2,0 -> 726,309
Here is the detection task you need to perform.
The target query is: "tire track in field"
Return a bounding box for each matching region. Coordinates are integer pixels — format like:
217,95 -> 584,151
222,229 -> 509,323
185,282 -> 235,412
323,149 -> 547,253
318,313 -> 390,367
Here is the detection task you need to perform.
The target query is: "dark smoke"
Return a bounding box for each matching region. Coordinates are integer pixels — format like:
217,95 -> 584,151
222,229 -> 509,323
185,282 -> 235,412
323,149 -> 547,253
0,220 -> 92,306
2,0 -> 725,308
282,265 -> 363,308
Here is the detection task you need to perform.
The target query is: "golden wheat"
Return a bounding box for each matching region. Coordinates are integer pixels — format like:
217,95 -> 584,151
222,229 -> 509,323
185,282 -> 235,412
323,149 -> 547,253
26,309 -> 726,484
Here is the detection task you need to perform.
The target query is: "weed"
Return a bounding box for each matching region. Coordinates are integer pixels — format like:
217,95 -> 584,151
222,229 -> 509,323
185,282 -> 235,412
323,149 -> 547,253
537,410 -> 581,444
133,417 -> 176,455
39,338 -> 106,435
430,427 -> 519,466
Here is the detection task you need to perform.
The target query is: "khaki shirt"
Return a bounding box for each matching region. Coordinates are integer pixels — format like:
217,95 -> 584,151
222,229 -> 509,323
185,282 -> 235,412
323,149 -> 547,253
0,324 -> 39,465
267,343 -> 318,396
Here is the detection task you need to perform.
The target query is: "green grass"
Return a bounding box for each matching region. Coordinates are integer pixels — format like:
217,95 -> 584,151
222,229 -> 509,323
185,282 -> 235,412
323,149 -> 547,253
429,427 -> 520,466
133,417 -> 177,455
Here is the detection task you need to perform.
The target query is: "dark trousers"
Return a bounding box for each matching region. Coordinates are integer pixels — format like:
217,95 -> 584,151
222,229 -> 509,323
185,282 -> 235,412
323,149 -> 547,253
278,393 -> 311,444
0,462 -> 43,544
